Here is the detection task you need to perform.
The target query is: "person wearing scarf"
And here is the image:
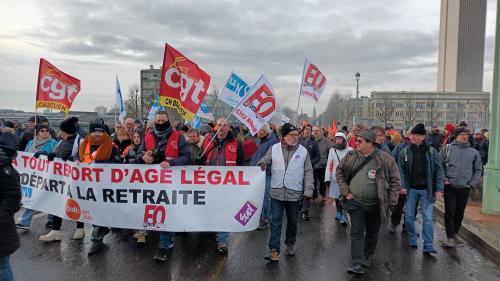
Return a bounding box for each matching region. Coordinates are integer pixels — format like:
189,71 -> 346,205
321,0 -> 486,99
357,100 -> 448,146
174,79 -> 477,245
16,124 -> 58,231
81,121 -> 120,256
136,111 -> 190,263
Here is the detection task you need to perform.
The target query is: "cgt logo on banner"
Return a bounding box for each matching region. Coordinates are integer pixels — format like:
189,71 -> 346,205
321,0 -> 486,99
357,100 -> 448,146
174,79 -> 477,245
233,75 -> 277,136
159,44 -> 211,121
300,59 -> 327,102
36,58 -> 81,113
220,71 -> 252,108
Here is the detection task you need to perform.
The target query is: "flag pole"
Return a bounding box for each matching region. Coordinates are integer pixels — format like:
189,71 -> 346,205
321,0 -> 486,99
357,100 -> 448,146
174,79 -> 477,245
199,78 -> 256,158
114,75 -> 117,125
295,59 -> 307,125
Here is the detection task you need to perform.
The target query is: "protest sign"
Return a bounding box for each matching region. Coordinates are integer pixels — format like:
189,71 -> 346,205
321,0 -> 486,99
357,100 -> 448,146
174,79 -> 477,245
15,152 -> 265,232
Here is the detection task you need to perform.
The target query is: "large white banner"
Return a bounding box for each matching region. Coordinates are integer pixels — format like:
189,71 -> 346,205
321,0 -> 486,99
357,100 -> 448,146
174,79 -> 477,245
219,71 -> 252,108
233,75 -> 277,136
14,152 -> 265,232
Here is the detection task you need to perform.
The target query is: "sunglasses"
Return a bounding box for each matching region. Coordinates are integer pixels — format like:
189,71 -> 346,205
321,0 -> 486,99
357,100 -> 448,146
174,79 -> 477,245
39,129 -> 49,132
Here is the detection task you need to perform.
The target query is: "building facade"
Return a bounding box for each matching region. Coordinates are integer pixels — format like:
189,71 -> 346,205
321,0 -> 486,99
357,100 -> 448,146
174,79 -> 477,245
140,65 -> 161,121
370,91 -> 490,130
437,0 -> 487,92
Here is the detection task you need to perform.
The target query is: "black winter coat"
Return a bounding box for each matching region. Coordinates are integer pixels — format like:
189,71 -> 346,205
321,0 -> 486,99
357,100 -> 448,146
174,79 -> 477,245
0,163 -> 21,257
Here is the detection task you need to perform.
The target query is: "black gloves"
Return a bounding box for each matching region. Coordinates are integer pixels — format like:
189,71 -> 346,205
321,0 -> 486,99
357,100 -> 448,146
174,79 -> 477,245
33,151 -> 48,158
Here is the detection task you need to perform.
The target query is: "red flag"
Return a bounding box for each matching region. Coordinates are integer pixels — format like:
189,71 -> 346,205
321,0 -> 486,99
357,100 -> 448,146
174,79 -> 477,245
332,119 -> 337,135
36,58 -> 81,113
159,44 -> 211,121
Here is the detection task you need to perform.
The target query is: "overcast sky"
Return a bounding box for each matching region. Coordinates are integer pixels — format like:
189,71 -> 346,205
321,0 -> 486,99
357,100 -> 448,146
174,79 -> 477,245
0,0 -> 497,116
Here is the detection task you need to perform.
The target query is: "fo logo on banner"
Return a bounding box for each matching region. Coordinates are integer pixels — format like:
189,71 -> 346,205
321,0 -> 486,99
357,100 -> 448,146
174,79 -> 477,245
143,205 -> 166,228
65,199 -> 81,220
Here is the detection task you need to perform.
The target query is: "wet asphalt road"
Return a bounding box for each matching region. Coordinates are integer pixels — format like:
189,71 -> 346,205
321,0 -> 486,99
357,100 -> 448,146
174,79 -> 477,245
11,202 -> 500,281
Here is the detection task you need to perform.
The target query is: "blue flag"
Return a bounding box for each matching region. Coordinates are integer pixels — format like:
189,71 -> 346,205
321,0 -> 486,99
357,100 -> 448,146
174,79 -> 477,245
115,77 -> 126,122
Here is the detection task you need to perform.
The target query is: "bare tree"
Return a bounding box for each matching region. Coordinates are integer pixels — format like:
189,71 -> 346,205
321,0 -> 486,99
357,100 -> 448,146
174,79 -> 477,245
125,84 -> 141,120
426,100 -> 440,126
403,99 -> 416,128
476,99 -> 490,128
374,97 -> 394,127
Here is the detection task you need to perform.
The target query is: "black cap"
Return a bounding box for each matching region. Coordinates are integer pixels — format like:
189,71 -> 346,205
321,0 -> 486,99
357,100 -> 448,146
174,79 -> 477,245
59,117 -> 78,134
454,126 -> 469,136
280,123 -> 298,137
410,123 -> 426,135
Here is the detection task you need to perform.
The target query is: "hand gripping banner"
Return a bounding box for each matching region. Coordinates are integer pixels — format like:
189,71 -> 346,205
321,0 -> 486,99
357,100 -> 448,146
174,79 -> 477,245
159,44 -> 211,121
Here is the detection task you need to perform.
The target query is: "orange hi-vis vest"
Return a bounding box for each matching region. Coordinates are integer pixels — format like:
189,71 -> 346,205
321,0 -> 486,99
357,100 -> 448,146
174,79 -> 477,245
202,135 -> 238,166
144,130 -> 180,160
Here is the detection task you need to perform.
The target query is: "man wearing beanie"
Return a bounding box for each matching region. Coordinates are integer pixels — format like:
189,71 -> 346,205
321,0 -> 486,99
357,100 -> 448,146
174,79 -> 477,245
440,126 -> 482,247
137,110 -> 190,262
336,129 -> 400,274
398,123 -> 444,254
39,117 -> 86,242
258,123 -> 314,262
78,119 -> 120,256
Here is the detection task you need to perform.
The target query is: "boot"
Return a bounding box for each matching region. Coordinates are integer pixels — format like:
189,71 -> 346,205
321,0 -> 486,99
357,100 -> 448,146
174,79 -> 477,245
39,230 -> 63,242
72,228 -> 85,240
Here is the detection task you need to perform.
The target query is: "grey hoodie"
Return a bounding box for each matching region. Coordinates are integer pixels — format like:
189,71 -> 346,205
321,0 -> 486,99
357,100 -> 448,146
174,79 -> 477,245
440,141 -> 482,188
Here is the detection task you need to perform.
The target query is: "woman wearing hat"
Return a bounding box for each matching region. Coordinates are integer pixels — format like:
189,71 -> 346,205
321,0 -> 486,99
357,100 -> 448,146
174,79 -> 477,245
39,117 -> 86,242
16,124 -> 58,231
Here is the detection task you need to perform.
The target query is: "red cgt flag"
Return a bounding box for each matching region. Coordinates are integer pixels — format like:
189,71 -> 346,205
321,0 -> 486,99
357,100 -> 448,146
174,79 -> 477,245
159,44 -> 211,121
36,58 -> 81,113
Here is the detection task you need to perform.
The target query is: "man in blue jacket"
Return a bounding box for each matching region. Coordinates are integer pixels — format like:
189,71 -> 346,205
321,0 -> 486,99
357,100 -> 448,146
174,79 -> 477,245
398,123 -> 444,254
250,123 -> 279,230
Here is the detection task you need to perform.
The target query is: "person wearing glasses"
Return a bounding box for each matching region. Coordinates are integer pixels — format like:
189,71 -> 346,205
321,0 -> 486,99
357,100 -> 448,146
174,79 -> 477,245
15,124 -> 58,231
258,123 -> 314,262
336,129 -> 400,275
200,118 -> 245,254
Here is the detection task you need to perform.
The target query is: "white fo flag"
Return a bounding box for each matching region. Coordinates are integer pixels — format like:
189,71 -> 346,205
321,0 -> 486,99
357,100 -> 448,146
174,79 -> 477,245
299,59 -> 327,102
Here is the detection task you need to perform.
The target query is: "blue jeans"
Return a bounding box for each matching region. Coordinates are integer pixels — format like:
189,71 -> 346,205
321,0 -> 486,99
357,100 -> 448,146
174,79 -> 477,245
261,176 -> 272,220
19,210 -> 53,227
216,232 -> 229,244
158,232 -> 175,249
405,189 -> 435,250
269,199 -> 300,253
0,255 -> 13,281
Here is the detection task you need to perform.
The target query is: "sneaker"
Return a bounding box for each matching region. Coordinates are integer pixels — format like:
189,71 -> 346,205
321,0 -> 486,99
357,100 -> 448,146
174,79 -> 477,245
217,243 -> 228,254
137,232 -> 146,244
441,238 -> 456,248
389,224 -> 397,233
347,264 -> 365,274
258,219 -> 270,230
264,249 -> 280,262
335,211 -> 342,221
72,228 -> 85,240
339,214 -> 348,225
423,246 -> 437,254
301,211 -> 310,221
285,244 -> 295,256
15,223 -> 29,231
361,256 -> 371,267
88,241 -> 107,256
39,230 -> 63,242
153,248 -> 168,262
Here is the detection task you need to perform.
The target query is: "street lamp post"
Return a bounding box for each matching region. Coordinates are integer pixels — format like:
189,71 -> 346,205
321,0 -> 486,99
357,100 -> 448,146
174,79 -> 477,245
353,72 -> 360,125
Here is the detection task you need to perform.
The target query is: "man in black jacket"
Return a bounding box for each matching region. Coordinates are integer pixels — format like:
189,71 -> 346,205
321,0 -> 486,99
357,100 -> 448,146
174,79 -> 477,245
0,131 -> 22,280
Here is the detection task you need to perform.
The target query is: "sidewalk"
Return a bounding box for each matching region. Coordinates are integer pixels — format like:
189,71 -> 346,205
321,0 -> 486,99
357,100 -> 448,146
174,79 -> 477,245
434,200 -> 500,264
